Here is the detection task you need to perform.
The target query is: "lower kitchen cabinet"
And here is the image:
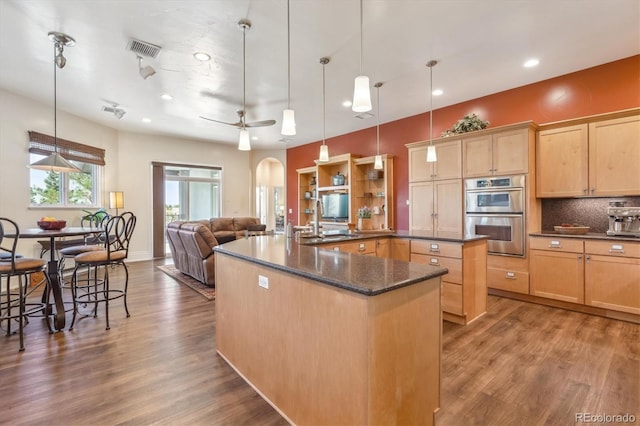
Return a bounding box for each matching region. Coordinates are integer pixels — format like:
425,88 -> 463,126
487,255 -> 530,294
530,237 -> 585,303
584,240 -> 640,315
323,239 -> 377,256
529,236 -> 640,318
410,238 -> 487,324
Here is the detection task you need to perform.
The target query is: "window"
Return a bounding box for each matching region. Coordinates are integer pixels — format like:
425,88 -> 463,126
28,131 -> 104,207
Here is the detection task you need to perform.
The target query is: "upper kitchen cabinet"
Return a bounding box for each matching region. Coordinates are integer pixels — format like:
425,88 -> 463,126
407,138 -> 462,182
353,155 -> 394,231
537,109 -> 640,197
462,122 -> 537,178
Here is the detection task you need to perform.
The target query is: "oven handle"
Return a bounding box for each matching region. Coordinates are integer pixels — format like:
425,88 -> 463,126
465,213 -> 524,218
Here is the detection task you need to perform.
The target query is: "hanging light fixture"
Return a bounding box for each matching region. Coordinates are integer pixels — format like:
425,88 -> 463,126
281,0 -> 296,135
426,60 -> 438,163
374,82 -> 383,170
30,32 -> 81,173
352,0 -> 372,112
318,57 -> 330,163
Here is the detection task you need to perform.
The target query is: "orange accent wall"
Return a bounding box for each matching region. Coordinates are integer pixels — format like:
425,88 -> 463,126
287,55 -> 640,230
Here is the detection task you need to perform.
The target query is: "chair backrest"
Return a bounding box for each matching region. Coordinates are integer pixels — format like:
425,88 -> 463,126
0,217 -> 19,269
82,212 -> 111,245
103,212 -> 136,258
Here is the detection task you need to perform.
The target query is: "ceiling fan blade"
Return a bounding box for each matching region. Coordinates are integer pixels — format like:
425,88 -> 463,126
245,119 -> 276,128
199,116 -> 242,127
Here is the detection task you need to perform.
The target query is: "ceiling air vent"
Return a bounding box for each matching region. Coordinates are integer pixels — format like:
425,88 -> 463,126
128,38 -> 162,58
354,112 -> 374,120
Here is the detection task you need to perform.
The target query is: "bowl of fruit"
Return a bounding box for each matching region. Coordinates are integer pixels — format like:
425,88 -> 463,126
554,223 -> 590,235
37,217 -> 67,230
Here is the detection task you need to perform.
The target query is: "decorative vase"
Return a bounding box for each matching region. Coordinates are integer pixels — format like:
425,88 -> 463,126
357,218 -> 373,231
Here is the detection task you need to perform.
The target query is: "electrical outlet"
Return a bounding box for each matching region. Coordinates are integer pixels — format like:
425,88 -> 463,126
289,208 -> 293,214
406,199 -> 410,205
258,275 -> 269,289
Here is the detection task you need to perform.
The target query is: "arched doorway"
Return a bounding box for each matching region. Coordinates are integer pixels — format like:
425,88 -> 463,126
256,158 -> 285,233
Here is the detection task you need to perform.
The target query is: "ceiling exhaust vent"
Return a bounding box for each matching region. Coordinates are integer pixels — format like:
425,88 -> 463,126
354,112 -> 374,120
128,39 -> 162,58
102,105 -> 126,119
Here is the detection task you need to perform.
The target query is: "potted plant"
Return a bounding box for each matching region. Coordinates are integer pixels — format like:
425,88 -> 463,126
357,206 -> 372,230
441,113 -> 489,137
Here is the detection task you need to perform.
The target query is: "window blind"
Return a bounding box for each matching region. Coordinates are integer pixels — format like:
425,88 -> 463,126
28,131 -> 106,166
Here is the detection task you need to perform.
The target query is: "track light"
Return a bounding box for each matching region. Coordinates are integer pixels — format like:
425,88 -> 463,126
138,56 -> 156,79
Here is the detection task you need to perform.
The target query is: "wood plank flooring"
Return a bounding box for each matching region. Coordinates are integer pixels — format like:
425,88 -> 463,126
1,259 -> 638,425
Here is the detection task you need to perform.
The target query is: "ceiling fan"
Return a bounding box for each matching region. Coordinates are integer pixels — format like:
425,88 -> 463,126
200,19 -> 276,149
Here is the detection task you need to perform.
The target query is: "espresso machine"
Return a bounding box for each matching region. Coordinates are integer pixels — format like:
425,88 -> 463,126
606,202 -> 640,237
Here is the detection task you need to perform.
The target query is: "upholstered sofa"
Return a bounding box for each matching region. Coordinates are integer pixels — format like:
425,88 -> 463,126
166,217 -> 264,287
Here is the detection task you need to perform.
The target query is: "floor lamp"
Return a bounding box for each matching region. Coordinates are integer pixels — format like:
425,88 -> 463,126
109,191 -> 124,216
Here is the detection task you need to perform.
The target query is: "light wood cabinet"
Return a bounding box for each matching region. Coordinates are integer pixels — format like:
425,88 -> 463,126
410,238 -> 487,324
297,166 -> 317,226
463,127 -> 529,177
353,155 -> 394,231
409,180 -> 463,237
530,236 -> 640,316
407,138 -> 461,182
324,239 -> 377,255
584,240 -> 640,315
530,237 -> 585,303
537,111 -> 640,197
487,255 -> 529,294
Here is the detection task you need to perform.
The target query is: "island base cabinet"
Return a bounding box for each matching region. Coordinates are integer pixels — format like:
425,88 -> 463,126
215,253 -> 441,426
585,255 -> 640,315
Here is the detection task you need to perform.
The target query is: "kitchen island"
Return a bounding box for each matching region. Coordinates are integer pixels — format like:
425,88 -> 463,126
214,235 -> 448,426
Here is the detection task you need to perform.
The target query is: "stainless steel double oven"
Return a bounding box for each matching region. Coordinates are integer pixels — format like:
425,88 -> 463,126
465,175 -> 526,256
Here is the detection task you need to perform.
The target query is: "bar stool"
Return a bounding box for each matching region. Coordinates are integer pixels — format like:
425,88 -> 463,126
0,217 -> 51,351
69,212 -> 136,330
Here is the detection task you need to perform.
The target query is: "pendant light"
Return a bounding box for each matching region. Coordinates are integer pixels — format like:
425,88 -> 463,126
426,60 -> 438,163
30,32 -> 81,173
373,82 -> 383,170
281,0 -> 296,135
352,0 -> 372,112
318,57 -> 330,163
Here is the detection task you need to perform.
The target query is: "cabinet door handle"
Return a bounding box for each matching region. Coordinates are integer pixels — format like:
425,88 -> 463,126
548,240 -> 562,248
505,271 -> 516,280
590,188 -> 595,195
609,244 -> 625,254
577,255 -> 583,263
429,243 -> 440,253
585,255 -> 591,263
583,188 -> 588,195
430,258 -> 439,266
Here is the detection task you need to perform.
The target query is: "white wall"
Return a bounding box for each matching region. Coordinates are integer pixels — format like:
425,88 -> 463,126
0,88 -> 285,261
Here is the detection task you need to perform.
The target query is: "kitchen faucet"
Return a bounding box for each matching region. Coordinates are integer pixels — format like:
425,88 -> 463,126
314,198 -> 323,236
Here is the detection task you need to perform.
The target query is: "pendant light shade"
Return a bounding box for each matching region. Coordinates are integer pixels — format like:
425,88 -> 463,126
30,31 -> 81,174
319,144 -> 329,163
353,75 -> 372,113
426,60 -> 438,163
318,57 -> 330,163
352,0 -> 371,112
238,128 -> 251,151
281,0 -> 296,135
374,81 -> 383,170
281,109 -> 296,135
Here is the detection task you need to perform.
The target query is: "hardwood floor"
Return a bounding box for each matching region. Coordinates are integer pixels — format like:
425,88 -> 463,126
1,259 -> 638,425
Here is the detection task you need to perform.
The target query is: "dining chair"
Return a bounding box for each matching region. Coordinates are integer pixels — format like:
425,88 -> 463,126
0,217 -> 52,351
58,212 -> 110,274
69,212 -> 136,330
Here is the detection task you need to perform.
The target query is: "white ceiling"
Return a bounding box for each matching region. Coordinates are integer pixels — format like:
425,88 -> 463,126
1,0 -> 638,150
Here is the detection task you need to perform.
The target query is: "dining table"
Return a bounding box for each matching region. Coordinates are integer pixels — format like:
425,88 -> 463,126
17,226 -> 103,331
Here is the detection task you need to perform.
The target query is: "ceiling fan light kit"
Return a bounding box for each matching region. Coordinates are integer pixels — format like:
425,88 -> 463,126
30,31 -> 81,173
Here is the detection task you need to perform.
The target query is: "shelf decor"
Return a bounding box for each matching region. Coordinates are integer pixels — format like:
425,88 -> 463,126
357,206 -> 373,230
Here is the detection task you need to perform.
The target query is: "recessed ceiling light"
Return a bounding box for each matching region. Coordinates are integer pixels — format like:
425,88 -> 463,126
523,58 -> 540,68
193,52 -> 211,61
342,100 -> 353,108
142,117 -> 152,123
161,93 -> 173,100
432,89 -> 443,96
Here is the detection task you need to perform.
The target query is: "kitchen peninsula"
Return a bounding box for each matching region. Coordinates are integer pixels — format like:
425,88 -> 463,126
214,235 -> 448,426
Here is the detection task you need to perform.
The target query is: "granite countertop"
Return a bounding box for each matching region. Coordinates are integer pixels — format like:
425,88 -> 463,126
530,231 -> 640,242
213,235 -> 448,296
296,230 -> 488,245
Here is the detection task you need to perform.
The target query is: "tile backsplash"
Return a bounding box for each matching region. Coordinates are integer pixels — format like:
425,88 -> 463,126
541,197 -> 640,233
